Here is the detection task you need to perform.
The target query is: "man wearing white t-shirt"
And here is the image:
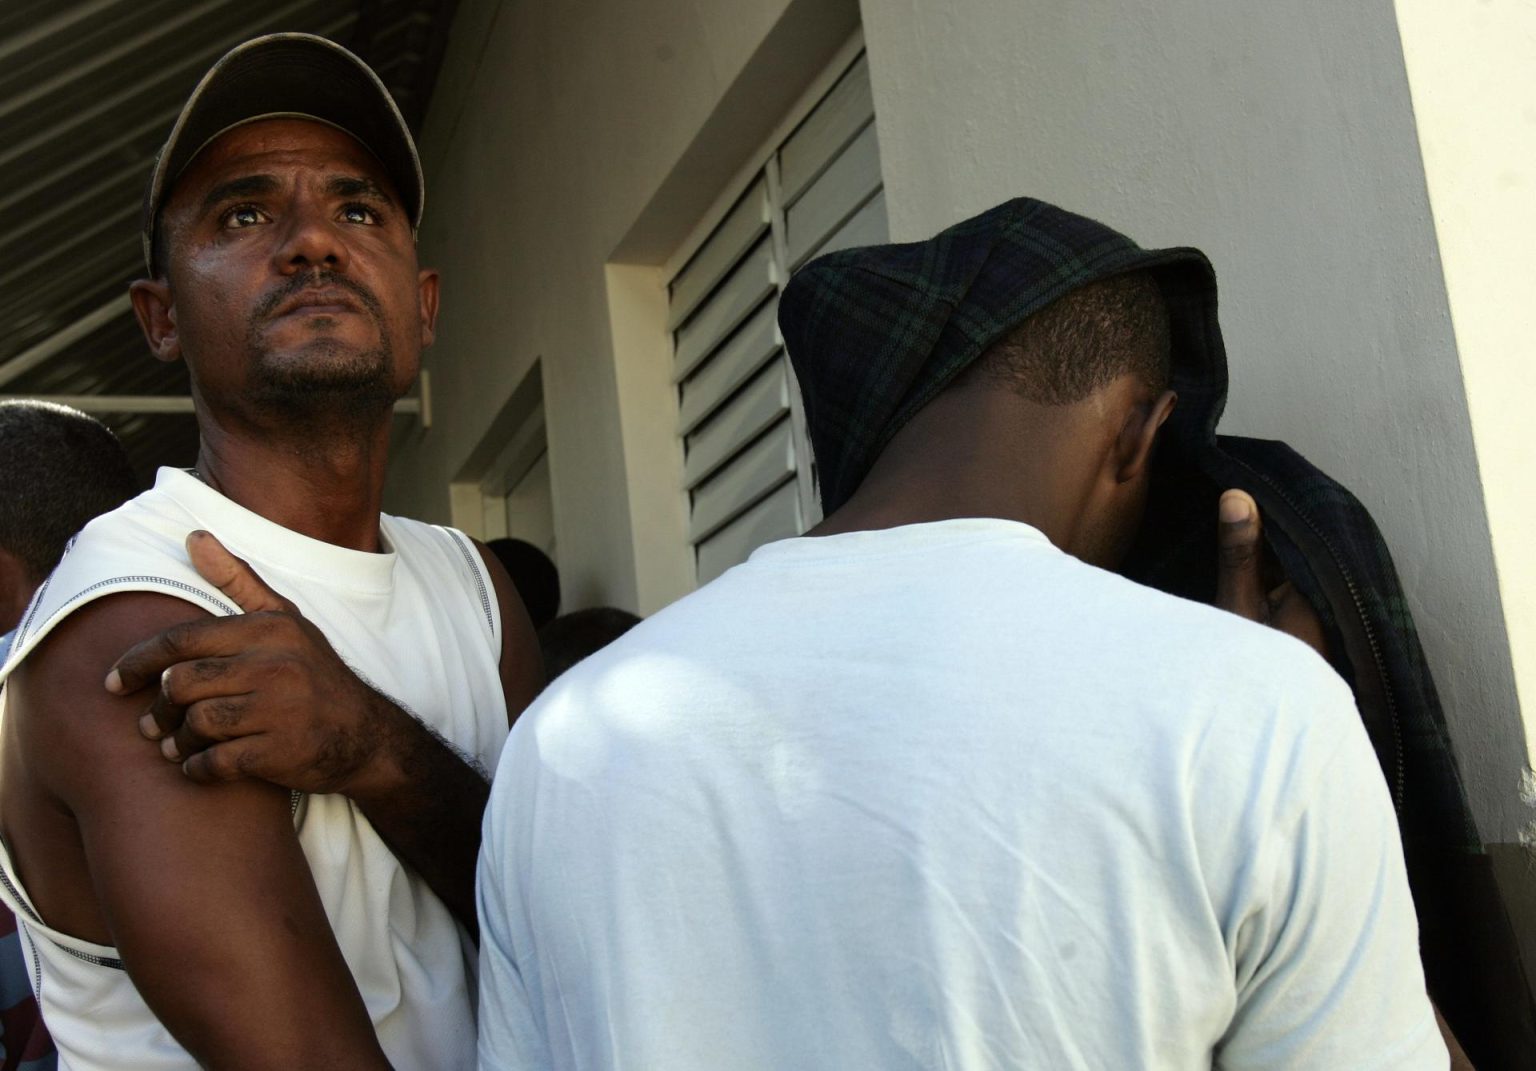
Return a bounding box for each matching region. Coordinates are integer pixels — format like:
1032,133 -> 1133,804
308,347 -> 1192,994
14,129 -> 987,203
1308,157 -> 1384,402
476,200 -> 1446,1069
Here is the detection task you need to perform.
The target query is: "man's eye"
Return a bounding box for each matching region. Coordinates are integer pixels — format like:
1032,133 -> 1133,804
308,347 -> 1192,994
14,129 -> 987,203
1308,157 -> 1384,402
341,204 -> 380,225
224,206 -> 268,229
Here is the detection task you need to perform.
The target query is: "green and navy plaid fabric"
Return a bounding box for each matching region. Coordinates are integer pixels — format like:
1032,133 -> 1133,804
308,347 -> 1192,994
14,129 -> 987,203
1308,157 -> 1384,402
1217,436 -> 1478,852
779,197 -> 1224,514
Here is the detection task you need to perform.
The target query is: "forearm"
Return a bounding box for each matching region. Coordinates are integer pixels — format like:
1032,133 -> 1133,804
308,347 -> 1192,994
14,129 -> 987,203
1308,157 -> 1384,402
349,699 -> 490,938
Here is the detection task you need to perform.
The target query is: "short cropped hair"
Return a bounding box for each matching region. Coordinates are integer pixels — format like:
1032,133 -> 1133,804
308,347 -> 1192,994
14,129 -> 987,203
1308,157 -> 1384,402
0,402 -> 139,582
538,607 -> 641,683
955,270 -> 1171,405
487,538 -> 561,630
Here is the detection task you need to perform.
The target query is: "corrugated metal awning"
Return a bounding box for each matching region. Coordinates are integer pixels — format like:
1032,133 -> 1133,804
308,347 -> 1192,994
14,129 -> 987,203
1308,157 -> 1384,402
0,0 -> 457,482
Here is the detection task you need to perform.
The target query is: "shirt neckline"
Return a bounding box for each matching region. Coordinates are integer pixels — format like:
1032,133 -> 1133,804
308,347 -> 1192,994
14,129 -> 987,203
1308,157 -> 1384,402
154,467 -> 397,594
746,516 -> 1056,567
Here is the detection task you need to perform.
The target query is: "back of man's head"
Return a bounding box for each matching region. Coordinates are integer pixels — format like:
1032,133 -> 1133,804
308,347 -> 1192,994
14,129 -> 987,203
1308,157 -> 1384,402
876,269 -> 1177,567
952,271 -> 1171,405
538,607 -> 642,684
0,402 -> 139,617
487,538 -> 561,629
779,198 -> 1218,520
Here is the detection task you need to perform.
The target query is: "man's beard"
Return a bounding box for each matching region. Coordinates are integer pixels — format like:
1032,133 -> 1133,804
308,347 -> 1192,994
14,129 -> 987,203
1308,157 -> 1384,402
240,272 -> 402,430
243,336 -> 398,427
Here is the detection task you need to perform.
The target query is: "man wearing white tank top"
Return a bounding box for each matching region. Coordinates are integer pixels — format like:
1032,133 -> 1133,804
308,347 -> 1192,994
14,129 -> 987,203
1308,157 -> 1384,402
0,35 -> 541,1070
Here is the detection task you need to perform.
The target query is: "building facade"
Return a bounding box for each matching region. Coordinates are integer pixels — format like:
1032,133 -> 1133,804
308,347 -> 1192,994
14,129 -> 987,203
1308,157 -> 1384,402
381,0 -> 1535,1013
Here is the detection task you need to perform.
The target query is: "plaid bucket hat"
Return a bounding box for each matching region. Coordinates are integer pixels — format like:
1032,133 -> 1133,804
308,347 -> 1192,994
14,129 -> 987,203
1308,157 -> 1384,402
778,197 -> 1227,514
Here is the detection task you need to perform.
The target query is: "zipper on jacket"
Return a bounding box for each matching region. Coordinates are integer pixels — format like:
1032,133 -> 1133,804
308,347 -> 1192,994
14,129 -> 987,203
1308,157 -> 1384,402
1232,461 -> 1407,815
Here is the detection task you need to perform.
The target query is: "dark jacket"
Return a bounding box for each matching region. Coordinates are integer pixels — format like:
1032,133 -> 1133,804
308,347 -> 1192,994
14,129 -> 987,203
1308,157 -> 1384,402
1122,269 -> 1536,1071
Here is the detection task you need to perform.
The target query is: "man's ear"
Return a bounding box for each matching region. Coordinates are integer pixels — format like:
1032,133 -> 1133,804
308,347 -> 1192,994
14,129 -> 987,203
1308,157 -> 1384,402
1114,388 -> 1177,484
417,268 -> 441,348
128,278 -> 181,364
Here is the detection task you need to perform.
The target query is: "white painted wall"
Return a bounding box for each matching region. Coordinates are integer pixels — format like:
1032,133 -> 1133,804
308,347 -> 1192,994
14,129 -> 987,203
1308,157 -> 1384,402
1394,0 -> 1536,785
859,0 -> 1527,844
387,0 -> 858,613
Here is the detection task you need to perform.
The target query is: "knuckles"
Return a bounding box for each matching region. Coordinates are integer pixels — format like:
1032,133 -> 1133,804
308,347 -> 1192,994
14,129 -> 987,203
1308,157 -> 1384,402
187,657 -> 227,684
156,620 -> 200,661
186,698 -> 242,736
250,608 -> 303,636
191,747 -> 244,783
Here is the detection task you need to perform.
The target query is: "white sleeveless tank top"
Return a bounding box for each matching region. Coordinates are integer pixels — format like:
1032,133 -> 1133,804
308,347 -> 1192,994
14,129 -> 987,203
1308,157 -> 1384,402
0,467 -> 508,1070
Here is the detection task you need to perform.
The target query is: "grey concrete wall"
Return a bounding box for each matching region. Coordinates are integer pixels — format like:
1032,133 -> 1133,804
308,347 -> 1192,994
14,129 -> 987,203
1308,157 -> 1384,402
387,0 -> 858,612
859,0 -> 1529,849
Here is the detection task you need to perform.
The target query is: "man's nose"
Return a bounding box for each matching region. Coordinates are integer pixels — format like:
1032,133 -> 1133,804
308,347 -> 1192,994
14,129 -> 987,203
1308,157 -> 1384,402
273,208 -> 350,273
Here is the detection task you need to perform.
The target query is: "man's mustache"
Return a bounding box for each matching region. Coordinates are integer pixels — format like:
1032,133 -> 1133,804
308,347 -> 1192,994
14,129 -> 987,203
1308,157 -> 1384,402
252,270 -> 387,326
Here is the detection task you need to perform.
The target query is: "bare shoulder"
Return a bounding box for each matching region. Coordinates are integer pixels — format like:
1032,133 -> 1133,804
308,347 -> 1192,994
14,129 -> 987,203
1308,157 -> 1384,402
6,591 -> 214,802
2,590 -> 387,1065
0,591 -> 282,944
471,537 -> 545,723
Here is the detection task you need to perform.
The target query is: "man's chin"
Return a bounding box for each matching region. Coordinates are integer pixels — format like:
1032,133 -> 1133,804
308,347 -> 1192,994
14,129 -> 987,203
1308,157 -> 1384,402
245,345 -> 402,421
255,369 -> 395,400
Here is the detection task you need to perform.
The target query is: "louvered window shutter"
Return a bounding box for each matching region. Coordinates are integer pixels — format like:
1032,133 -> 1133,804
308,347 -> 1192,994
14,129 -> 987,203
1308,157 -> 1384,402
668,53 -> 887,585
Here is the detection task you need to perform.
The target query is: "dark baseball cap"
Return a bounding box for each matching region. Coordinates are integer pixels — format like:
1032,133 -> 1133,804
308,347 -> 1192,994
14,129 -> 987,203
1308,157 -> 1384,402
141,32 -> 425,274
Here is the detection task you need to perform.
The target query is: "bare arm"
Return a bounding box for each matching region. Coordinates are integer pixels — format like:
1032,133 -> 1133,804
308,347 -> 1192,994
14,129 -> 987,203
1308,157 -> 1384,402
8,593 -> 390,1070
115,532 -> 543,937
340,538 -> 542,935
474,535 -> 546,724
340,539 -> 544,937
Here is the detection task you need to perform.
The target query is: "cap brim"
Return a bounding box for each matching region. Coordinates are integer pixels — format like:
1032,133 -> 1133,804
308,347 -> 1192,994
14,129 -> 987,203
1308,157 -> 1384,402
142,33 -> 424,272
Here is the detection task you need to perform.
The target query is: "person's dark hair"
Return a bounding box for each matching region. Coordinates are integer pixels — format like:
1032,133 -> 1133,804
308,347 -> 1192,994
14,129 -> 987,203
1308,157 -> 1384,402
487,537 -> 560,629
538,607 -> 642,683
955,270 -> 1171,405
0,402 -> 139,582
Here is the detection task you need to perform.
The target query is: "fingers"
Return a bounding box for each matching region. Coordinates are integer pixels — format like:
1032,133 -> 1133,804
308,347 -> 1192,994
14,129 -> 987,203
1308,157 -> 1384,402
1214,492 -> 1333,657
186,531 -> 296,615
107,613 -> 283,696
103,532 -> 297,696
1215,489 -> 1268,622
180,737 -> 266,784
159,695 -> 254,762
136,656 -> 242,739
1267,581 -> 1332,657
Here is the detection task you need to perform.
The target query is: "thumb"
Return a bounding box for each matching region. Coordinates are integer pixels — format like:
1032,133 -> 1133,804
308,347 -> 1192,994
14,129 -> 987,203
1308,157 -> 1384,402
186,530 -> 295,615
1215,490 -> 1267,622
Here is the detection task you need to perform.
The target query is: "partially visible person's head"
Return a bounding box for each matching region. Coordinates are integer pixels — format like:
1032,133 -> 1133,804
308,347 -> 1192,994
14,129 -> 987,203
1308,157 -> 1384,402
0,402 -> 139,630
539,607 -> 641,683
487,538 -> 561,629
128,34 -> 436,435
780,198 -> 1215,568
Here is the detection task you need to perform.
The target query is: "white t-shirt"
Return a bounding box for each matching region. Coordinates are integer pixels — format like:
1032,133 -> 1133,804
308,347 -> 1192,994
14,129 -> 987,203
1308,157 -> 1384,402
478,518 -> 1443,1071
0,468 -> 508,1071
